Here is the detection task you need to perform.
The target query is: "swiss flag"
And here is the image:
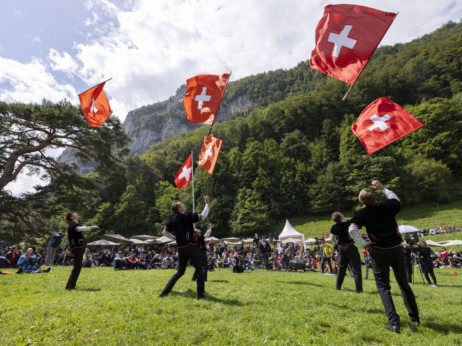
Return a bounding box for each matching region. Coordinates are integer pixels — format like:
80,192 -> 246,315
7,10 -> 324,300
197,135 -> 223,175
309,4 -> 396,85
352,97 -> 424,155
183,74 -> 230,125
78,82 -> 112,127
174,155 -> 193,190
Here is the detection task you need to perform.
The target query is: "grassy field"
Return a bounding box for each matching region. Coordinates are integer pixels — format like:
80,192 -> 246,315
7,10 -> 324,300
1,263 -> 462,345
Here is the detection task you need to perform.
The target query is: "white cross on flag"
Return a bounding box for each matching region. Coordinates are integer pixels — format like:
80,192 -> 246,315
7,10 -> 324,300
309,4 -> 397,85
352,97 -> 424,155
197,134 -> 223,175
174,154 -> 193,190
183,73 -> 230,125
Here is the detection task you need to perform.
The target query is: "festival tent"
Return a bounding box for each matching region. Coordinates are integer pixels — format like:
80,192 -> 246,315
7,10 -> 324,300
87,239 -> 120,246
441,239 -> 462,247
425,240 -> 446,247
205,237 -> 222,244
279,219 -> 305,247
305,238 -> 317,245
128,238 -> 145,245
131,235 -> 158,241
222,237 -> 240,243
155,236 -> 174,244
102,234 -> 132,244
242,238 -> 255,244
280,237 -> 303,244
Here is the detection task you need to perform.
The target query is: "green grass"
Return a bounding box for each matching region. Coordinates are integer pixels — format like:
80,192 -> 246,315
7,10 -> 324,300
1,266 -> 462,345
273,200 -> 462,240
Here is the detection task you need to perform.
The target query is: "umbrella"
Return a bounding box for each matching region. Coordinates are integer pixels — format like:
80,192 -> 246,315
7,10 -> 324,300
205,236 -> 222,244
242,238 -> 255,244
167,240 -> 177,246
156,236 -> 174,244
222,237 -> 240,243
441,239 -> 462,246
131,235 -> 159,241
0,256 -> 10,268
101,234 -> 132,244
304,238 -> 317,244
87,239 -> 120,246
129,238 -> 145,245
398,225 -> 420,234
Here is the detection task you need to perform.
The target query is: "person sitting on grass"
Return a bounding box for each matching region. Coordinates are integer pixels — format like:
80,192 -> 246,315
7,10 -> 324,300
82,248 -> 93,268
114,251 -> 126,270
137,253 -> 149,269
17,247 -> 51,274
6,245 -> 20,268
126,251 -> 139,269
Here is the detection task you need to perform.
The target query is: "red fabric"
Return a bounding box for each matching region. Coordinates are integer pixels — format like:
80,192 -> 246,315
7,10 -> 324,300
183,74 -> 230,125
197,134 -> 223,175
78,82 -> 112,127
309,4 -> 396,85
174,154 -> 193,190
352,97 -> 424,155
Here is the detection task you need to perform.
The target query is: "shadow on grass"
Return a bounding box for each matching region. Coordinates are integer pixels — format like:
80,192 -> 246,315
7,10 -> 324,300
424,321 -> 462,335
76,287 -> 102,292
171,289 -> 243,306
275,280 -> 323,287
329,302 -> 383,315
208,279 -> 229,283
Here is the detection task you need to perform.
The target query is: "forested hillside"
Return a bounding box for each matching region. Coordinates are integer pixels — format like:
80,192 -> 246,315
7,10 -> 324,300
2,22 -> 461,242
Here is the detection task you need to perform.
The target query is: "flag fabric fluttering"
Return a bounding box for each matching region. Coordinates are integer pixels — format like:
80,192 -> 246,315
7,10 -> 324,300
183,74 -> 231,125
78,82 -> 112,128
174,154 -> 193,190
352,97 -> 424,155
309,4 -> 397,85
197,135 -> 223,175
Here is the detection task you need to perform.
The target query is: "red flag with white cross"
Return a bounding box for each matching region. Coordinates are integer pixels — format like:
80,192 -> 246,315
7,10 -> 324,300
174,154 -> 193,190
352,97 -> 424,155
78,81 -> 112,127
309,4 -> 397,85
197,135 -> 223,175
183,73 -> 231,125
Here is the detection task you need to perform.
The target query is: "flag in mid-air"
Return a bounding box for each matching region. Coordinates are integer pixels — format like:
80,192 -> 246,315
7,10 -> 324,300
183,73 -> 231,125
197,135 -> 223,175
78,82 -> 112,127
174,154 -> 193,190
352,97 -> 424,155
309,4 -> 397,85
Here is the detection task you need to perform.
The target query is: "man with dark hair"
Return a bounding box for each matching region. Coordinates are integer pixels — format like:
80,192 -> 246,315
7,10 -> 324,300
65,212 -> 99,290
159,195 -> 210,299
45,229 -> 66,266
416,240 -> 437,287
349,180 -> 419,333
258,236 -> 271,270
330,212 -> 362,292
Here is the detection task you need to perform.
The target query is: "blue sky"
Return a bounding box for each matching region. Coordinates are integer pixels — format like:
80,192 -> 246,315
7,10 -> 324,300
1,0 -> 461,195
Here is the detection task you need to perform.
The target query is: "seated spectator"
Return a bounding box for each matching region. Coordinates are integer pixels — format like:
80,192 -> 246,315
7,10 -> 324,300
99,249 -> 113,267
17,247 -> 51,274
82,248 -> 93,268
114,252 -> 126,270
137,253 -> 149,270
126,251 -> 139,269
150,254 -> 162,269
5,245 -> 20,267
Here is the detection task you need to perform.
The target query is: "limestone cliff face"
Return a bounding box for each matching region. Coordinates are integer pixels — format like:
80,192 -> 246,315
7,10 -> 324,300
123,84 -> 253,155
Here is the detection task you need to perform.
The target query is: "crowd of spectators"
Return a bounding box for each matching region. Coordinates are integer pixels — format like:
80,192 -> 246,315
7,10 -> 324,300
1,229 -> 461,273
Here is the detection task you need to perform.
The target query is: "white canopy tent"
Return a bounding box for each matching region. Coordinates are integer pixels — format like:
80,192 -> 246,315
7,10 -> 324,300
279,219 -> 305,248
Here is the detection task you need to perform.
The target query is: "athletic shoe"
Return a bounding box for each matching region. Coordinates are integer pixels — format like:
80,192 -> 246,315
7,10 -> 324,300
429,284 -> 437,287
386,324 -> 400,333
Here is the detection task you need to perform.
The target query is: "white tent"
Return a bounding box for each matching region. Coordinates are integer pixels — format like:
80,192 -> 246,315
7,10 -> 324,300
279,219 -> 305,247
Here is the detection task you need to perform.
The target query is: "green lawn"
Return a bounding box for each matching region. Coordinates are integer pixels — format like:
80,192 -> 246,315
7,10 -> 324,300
1,265 -> 462,345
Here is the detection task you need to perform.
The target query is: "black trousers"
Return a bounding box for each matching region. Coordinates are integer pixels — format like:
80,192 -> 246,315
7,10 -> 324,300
403,258 -> 413,283
336,244 -> 362,292
161,245 -> 204,298
192,251 -> 208,282
261,253 -> 270,270
321,256 -> 333,274
370,246 -> 419,326
66,247 -> 85,289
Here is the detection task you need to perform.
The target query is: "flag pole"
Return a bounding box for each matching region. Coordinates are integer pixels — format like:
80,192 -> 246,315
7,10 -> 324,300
191,149 -> 195,215
208,71 -> 232,136
342,12 -> 398,101
78,78 -> 113,95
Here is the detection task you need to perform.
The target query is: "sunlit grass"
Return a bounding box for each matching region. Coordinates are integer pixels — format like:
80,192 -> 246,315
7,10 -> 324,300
1,265 -> 462,345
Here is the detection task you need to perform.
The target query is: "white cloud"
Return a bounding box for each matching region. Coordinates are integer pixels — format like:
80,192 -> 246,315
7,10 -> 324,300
12,10 -> 23,19
0,57 -> 77,104
48,49 -> 79,78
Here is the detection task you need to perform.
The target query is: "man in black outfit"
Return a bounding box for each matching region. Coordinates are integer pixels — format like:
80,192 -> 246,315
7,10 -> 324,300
160,195 -> 210,299
349,180 -> 420,333
416,240 -> 437,287
402,244 -> 413,284
258,237 -> 271,270
330,212 -> 362,293
66,212 -> 99,290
